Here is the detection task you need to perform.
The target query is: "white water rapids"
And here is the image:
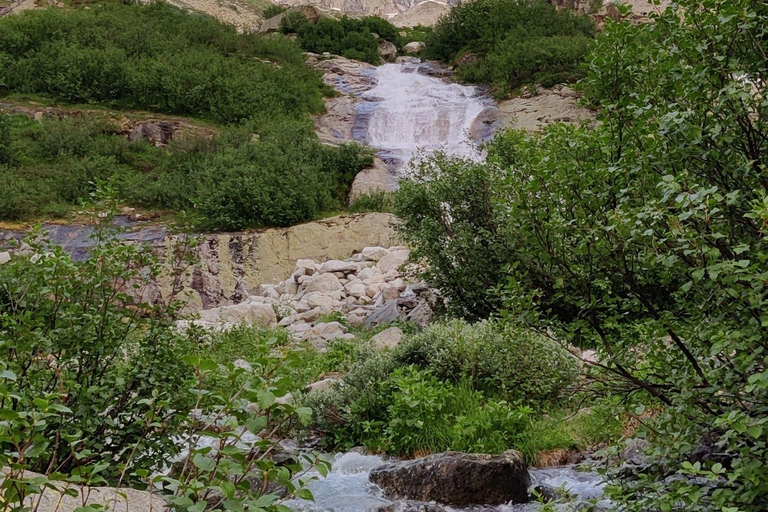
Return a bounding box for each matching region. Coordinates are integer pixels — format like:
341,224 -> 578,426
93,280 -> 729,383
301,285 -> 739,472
360,62 -> 491,170
285,453 -> 609,512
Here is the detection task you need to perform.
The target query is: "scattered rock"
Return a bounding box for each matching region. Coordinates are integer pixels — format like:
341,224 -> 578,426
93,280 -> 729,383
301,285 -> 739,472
402,41 -> 425,55
362,246 -> 390,262
198,303 -> 277,326
369,451 -> 531,507
378,40 -> 398,61
0,252 -> 10,264
305,377 -> 341,393
370,326 -> 404,350
377,249 -> 409,273
303,273 -> 344,294
365,300 -> 401,328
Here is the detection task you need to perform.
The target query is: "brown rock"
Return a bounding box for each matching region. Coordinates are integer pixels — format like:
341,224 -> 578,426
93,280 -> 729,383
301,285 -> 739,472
369,451 -> 530,507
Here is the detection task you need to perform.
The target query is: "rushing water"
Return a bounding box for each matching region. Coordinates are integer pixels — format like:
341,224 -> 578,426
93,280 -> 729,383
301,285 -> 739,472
361,62 -> 492,171
285,453 -> 609,512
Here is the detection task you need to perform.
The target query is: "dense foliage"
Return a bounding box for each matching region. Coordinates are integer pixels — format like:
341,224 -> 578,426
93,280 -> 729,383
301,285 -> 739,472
305,320 -> 578,456
297,16 -> 401,64
396,0 -> 768,509
0,223 -> 326,510
0,1 -> 326,122
423,0 -> 594,96
0,113 -> 372,229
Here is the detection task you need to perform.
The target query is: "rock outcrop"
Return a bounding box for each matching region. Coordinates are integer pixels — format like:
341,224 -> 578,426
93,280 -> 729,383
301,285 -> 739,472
369,451 -> 531,506
471,84 -> 595,135
13,471 -> 166,512
1,213 -> 396,312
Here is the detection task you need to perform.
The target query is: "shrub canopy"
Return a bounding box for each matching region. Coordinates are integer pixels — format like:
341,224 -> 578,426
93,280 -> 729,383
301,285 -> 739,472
423,0 -> 595,95
0,1 -> 326,122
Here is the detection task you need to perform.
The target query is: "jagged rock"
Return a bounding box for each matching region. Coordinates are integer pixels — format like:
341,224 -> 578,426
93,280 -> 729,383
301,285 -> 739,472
345,281 -> 368,298
379,285 -> 401,302
317,259 -> 359,274
402,41 -> 425,54
349,159 -> 396,201
303,273 -> 344,294
0,252 -> 10,264
370,326 -> 403,350
294,258 -> 317,276
378,40 -> 398,61
377,249 -> 409,273
305,377 -> 340,393
406,301 -> 434,326
365,300 -> 400,328
362,246 -> 390,261
198,303 -> 277,326
310,321 -> 348,341
368,451 -> 530,507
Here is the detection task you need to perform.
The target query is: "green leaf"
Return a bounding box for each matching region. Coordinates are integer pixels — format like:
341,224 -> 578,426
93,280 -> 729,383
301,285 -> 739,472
192,453 -> 217,472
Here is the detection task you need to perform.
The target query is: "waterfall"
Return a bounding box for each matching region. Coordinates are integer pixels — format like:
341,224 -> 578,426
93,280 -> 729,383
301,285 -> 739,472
361,62 -> 491,171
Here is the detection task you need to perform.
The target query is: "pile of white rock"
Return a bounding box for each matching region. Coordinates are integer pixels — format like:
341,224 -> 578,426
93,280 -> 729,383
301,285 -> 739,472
180,246 -> 434,350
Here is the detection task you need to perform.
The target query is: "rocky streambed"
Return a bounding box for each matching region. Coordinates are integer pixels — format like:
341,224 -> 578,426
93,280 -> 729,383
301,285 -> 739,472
285,452 -> 609,512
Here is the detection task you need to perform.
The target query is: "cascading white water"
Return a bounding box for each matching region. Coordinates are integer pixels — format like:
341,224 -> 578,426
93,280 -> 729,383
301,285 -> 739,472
361,62 -> 491,170
284,453 -> 609,512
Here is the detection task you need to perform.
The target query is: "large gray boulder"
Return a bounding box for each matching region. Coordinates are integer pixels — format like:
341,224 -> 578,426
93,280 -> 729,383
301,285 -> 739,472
369,451 -> 530,507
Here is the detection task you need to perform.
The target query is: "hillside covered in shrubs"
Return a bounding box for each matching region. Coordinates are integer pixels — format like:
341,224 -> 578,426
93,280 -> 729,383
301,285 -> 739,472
0,1 -> 373,229
424,0 -> 595,96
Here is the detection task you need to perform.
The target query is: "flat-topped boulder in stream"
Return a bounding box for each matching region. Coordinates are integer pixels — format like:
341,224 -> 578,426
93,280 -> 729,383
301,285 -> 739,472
369,451 -> 531,507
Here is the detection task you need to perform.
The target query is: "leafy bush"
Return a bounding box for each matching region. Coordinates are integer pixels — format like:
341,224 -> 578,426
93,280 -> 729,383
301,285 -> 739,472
393,319 -> 579,404
423,0 -> 594,95
297,16 -> 401,64
348,190 -> 395,213
262,4 -> 287,18
0,224 -> 327,510
0,114 -> 10,165
279,10 -> 309,34
396,0 -> 768,509
0,114 -> 373,228
0,1 -> 326,122
0,225 -> 195,485
303,319 -> 574,454
306,365 -> 530,455
393,154 -> 514,320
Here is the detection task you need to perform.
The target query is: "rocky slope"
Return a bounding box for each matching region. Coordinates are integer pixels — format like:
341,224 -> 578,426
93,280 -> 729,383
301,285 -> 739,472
179,245 -> 436,351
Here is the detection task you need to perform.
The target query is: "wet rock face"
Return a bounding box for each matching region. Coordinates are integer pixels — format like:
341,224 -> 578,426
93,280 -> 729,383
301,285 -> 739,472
369,451 -> 531,507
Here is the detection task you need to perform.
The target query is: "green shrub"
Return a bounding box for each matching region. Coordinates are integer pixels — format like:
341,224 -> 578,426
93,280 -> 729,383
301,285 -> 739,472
305,364 -> 531,455
303,320 -> 574,454
262,4 -> 287,18
0,114 -> 373,228
348,190 -> 395,213
0,114 -> 11,165
423,0 -> 594,95
0,227 -> 195,482
279,10 -> 309,34
0,225 -> 328,510
296,16 -> 401,65
0,2 -> 326,122
396,0 -> 768,509
393,154 -> 514,320
393,319 -> 579,405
